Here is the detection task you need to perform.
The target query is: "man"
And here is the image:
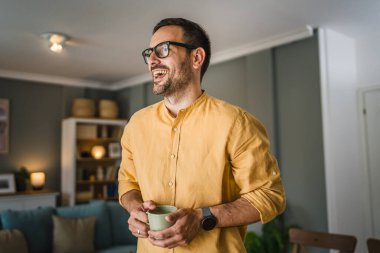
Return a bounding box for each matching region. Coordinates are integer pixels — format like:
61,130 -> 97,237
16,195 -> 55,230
118,18 -> 285,253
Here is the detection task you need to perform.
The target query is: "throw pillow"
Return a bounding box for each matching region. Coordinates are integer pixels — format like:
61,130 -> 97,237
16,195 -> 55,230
0,207 -> 55,253
56,201 -> 112,249
53,215 -> 96,253
0,229 -> 28,253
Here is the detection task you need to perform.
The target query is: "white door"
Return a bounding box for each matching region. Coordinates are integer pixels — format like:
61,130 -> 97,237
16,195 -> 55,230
363,88 -> 380,237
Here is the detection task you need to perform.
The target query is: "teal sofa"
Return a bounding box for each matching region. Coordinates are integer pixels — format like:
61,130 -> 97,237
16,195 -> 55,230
0,201 -> 137,253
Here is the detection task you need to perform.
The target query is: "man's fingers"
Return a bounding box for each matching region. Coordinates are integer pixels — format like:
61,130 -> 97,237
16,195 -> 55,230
148,230 -> 189,249
128,214 -> 149,234
137,210 -> 149,223
131,226 -> 148,238
129,221 -> 149,234
143,200 -> 156,211
131,209 -> 149,223
165,209 -> 184,222
128,218 -> 149,238
148,234 -> 183,248
148,226 -> 175,241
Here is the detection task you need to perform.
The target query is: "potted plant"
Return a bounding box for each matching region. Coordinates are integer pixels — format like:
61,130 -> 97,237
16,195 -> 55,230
244,216 -> 299,253
14,166 -> 30,192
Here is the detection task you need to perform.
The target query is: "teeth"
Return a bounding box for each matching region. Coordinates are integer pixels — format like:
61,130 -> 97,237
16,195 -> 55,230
152,69 -> 168,77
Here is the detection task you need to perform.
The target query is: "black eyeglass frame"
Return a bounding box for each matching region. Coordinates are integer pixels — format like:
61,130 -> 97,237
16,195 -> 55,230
142,41 -> 197,64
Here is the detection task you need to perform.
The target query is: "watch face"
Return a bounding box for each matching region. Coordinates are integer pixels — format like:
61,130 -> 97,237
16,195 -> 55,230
202,217 -> 217,231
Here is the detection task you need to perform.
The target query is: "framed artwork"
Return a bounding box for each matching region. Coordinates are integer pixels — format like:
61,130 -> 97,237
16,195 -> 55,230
108,142 -> 121,158
0,174 -> 16,194
0,99 -> 9,154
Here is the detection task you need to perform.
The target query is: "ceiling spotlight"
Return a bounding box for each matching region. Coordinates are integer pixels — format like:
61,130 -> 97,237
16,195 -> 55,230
41,32 -> 70,53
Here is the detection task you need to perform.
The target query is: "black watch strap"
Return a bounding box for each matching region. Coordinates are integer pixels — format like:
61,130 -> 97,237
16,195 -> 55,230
202,207 -> 212,217
201,207 -> 217,231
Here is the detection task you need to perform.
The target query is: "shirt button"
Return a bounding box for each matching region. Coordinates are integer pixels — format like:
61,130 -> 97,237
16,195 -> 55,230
168,181 -> 174,187
173,127 -> 178,132
272,171 -> 277,176
170,154 -> 176,159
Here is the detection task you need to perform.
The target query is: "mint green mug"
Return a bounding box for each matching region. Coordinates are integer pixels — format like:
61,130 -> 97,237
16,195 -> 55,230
147,205 -> 177,231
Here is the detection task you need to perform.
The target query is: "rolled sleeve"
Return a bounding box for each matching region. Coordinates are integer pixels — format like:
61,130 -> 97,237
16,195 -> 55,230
229,112 -> 286,223
241,182 -> 286,223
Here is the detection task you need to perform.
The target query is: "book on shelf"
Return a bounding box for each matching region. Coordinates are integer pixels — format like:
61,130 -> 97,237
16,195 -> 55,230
105,165 -> 118,180
106,184 -> 117,199
103,185 -> 107,199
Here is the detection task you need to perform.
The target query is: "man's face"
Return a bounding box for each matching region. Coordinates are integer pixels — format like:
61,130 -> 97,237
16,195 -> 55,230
148,26 -> 193,96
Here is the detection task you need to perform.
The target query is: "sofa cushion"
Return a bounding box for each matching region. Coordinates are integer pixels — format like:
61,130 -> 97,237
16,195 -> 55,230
0,207 -> 54,253
53,215 -> 96,253
0,229 -> 28,253
57,201 -> 112,249
96,245 -> 137,253
106,201 -> 137,245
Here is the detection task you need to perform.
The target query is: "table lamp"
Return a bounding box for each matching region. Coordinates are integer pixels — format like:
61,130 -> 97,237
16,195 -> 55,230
91,145 -> 106,159
30,172 -> 45,190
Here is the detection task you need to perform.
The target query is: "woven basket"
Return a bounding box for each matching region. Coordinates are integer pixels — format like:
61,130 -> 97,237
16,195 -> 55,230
99,99 -> 119,119
72,98 -> 96,118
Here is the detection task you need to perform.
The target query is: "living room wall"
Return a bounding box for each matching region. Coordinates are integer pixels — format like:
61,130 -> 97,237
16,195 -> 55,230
0,79 -> 63,190
274,36 -> 327,236
0,78 -> 117,191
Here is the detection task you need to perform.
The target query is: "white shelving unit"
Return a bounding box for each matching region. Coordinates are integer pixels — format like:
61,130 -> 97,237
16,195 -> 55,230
61,117 -> 127,206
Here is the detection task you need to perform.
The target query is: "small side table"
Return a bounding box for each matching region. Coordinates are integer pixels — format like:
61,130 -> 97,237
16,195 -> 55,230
0,189 -> 59,212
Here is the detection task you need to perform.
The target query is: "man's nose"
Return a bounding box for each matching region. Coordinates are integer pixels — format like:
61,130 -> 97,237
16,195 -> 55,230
148,52 -> 160,68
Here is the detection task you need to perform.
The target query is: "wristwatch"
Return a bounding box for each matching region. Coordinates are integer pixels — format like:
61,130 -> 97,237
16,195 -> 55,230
200,207 -> 217,231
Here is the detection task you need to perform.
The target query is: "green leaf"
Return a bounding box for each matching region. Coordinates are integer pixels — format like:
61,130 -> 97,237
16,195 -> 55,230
244,232 -> 266,253
245,215 -> 301,253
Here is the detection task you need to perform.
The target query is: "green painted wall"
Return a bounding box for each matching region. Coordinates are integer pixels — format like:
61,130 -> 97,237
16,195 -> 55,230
0,79 -> 117,191
274,37 -> 327,236
0,79 -> 67,190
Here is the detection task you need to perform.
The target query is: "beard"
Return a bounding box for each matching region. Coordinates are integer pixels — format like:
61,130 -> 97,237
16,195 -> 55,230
152,56 -> 192,96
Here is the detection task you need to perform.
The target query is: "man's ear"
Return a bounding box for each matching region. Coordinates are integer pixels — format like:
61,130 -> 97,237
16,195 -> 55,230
192,47 -> 206,70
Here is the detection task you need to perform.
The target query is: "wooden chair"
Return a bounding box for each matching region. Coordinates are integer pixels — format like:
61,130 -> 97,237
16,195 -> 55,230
289,228 -> 357,253
367,238 -> 380,253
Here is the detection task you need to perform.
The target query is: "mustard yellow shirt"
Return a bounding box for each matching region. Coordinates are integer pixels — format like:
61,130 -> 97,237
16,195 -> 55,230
118,92 -> 285,253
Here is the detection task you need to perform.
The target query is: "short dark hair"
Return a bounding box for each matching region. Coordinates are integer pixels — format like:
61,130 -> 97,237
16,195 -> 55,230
153,18 -> 211,81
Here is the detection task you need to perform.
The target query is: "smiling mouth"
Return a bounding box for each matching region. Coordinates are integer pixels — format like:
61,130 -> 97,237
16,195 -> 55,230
152,69 -> 169,83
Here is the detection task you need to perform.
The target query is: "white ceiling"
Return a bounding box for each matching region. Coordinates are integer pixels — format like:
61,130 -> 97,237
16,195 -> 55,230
0,0 -> 379,89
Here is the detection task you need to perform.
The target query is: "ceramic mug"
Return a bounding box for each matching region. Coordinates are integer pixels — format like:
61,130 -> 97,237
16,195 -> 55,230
147,205 -> 177,231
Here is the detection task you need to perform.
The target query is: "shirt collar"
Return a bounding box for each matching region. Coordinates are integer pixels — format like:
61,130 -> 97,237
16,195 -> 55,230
162,90 -> 208,118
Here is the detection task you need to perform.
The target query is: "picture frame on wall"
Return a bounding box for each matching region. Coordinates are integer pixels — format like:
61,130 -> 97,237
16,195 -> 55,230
0,98 -> 10,154
0,174 -> 16,194
108,142 -> 121,158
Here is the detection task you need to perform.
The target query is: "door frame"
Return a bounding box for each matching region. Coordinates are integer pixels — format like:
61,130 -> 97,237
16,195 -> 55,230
358,85 -> 380,236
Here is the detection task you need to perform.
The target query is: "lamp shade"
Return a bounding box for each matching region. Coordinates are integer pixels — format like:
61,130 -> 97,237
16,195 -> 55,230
30,172 -> 45,190
91,145 -> 106,159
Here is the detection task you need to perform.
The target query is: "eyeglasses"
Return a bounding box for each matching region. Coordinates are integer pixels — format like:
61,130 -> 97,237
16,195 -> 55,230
142,41 -> 197,64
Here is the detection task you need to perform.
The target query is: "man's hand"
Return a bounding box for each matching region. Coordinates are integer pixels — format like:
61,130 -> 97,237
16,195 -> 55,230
128,200 -> 156,238
148,208 -> 202,249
